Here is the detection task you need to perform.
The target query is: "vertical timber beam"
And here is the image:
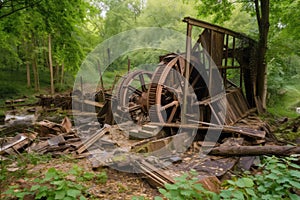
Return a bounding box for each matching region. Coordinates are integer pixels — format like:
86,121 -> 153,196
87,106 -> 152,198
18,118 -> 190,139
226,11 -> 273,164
209,30 -> 213,94
224,34 -> 229,88
183,23 -> 192,124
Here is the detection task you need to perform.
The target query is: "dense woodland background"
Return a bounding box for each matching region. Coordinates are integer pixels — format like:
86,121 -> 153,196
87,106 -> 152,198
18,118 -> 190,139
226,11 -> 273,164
0,0 -> 299,117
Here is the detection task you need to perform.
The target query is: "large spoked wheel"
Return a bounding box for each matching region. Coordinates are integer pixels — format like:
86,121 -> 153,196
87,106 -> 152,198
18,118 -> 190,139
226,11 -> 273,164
115,70 -> 152,125
147,54 -> 207,123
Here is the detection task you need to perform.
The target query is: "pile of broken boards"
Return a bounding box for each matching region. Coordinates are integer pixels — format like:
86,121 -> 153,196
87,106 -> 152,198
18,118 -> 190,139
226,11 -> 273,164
0,117 -> 80,157
1,114 -> 300,194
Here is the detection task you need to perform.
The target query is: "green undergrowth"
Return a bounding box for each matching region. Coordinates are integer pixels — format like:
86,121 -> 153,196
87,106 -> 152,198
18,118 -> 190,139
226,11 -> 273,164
133,155 -> 300,200
0,153 -> 107,200
267,79 -> 300,118
0,68 -> 74,105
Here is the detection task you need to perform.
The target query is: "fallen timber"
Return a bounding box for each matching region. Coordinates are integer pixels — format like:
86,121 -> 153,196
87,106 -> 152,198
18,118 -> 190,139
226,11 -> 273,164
209,145 -> 300,156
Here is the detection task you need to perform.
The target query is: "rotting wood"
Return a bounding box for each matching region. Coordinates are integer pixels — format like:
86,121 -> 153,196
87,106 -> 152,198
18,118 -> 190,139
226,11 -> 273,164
46,144 -> 71,153
76,126 -> 110,154
198,176 -> 221,193
135,160 -> 175,188
61,117 -> 72,133
0,102 -> 38,109
5,98 -> 26,104
0,133 -> 35,155
209,145 -> 300,156
255,96 -> 264,114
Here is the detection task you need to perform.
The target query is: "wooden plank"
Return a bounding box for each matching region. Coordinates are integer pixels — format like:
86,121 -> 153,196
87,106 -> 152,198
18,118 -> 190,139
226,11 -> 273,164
255,96 -> 264,114
183,17 -> 256,43
76,127 -> 110,154
0,134 -> 27,154
136,160 -> 175,188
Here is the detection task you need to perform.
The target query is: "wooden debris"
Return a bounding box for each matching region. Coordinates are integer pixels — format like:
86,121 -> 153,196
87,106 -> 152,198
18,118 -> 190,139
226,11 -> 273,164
0,133 -> 35,155
197,89 -> 250,125
192,157 -> 238,177
5,98 -> 26,104
76,126 -> 110,154
135,160 -> 175,188
198,176 -> 221,193
27,141 -> 49,154
35,120 -> 68,136
46,144 -> 71,153
37,94 -> 72,110
61,117 -> 72,133
47,135 -> 65,146
209,145 -> 300,156
237,156 -> 258,170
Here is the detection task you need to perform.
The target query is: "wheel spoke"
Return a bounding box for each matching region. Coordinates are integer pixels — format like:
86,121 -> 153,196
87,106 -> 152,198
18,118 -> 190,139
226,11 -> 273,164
173,67 -> 184,92
191,73 -> 201,87
167,103 -> 179,123
160,100 -> 178,111
127,85 -> 142,96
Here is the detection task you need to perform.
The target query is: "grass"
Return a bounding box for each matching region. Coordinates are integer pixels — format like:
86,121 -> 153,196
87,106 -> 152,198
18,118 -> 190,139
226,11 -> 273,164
267,79 -> 300,118
0,68 -> 74,105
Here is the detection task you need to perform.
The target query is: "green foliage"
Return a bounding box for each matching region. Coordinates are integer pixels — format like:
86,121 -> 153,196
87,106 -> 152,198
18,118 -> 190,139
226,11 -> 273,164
195,0 -> 234,23
220,177 -> 256,200
156,170 -> 218,200
267,80 -> 300,117
0,153 -> 52,187
153,156 -> 300,200
1,154 -> 108,200
69,164 -> 107,184
5,167 -> 86,200
253,156 -> 300,199
0,83 -> 20,99
132,196 -> 151,200
20,153 -> 52,166
4,167 -> 89,200
221,156 -> 300,200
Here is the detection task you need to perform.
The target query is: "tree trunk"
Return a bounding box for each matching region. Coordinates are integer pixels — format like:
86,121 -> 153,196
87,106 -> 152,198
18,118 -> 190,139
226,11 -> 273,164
55,62 -> 59,84
60,61 -> 64,85
255,0 -> 270,109
31,34 -> 39,91
26,62 -> 31,87
209,145 -> 300,156
48,34 -> 54,95
32,56 -> 39,91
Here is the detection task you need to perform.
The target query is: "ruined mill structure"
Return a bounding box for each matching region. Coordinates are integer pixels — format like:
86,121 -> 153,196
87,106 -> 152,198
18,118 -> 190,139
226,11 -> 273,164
98,17 -> 260,128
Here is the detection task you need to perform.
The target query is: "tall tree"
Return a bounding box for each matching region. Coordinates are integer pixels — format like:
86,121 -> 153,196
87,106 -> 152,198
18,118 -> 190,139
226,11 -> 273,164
255,0 -> 269,108
196,0 -> 270,109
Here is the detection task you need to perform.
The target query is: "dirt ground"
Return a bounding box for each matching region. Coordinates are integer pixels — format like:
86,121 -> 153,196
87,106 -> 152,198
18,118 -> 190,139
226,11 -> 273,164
1,156 -> 160,200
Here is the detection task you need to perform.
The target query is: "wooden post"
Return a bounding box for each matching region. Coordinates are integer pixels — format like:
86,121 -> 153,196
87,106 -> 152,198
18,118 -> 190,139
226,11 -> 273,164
183,23 -> 192,124
209,30 -> 213,94
224,34 -> 229,88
